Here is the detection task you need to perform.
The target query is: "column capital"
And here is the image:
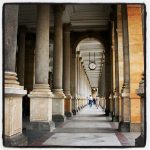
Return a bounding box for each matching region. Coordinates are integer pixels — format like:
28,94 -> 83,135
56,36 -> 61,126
53,5 -> 65,15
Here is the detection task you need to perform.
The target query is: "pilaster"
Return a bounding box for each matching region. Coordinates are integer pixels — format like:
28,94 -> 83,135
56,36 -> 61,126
119,5 -> 131,132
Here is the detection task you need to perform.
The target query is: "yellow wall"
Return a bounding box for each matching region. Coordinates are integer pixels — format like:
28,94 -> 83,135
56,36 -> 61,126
117,5 -> 123,121
128,5 -> 144,123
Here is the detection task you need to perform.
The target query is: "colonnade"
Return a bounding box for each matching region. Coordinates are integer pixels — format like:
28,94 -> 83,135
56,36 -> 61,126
4,4 -> 91,145
99,4 -> 144,136
4,4 -> 145,147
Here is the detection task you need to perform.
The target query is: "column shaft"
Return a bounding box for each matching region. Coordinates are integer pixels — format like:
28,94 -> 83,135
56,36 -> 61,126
35,5 -> 50,84
122,5 -> 130,84
29,5 -> 54,131
53,7 -> 63,89
63,24 -> 71,95
119,4 -> 130,132
63,24 -> 72,117
52,6 -> 66,122
17,26 -> 26,86
4,5 -> 27,146
113,8 -> 119,121
4,5 -> 18,72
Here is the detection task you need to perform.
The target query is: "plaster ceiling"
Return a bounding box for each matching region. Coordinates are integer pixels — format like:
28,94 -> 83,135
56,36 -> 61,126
18,4 -> 111,89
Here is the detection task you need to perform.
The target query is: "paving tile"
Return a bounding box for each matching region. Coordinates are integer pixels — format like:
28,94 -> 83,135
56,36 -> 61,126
43,133 -> 122,146
25,105 -> 140,147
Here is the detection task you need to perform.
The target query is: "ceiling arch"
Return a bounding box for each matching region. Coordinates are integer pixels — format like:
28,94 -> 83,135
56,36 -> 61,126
76,37 -> 105,88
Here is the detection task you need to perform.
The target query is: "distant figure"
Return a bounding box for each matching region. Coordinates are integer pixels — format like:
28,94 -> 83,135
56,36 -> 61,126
93,98 -> 96,105
89,95 -> 93,107
96,97 -> 99,109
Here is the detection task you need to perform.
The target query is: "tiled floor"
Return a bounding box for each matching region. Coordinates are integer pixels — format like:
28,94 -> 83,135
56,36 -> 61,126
27,105 -> 140,147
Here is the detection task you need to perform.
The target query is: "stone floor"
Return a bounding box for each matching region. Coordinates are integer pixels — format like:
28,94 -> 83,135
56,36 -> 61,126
25,105 -> 140,147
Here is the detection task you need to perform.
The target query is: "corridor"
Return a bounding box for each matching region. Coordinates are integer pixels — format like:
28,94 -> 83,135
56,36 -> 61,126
3,4 -> 145,147
27,105 -> 140,147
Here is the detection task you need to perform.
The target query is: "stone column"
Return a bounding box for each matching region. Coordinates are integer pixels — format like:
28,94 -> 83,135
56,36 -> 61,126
119,4 -> 130,132
28,5 -> 54,131
17,26 -> 27,86
63,23 -> 73,117
4,5 -> 27,146
71,52 -> 78,115
76,51 -> 80,111
135,73 -> 145,146
52,5 -> 66,123
78,57 -> 83,110
113,9 -> 119,121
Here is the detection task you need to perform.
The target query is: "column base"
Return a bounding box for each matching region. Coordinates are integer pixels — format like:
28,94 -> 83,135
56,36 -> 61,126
112,116 -> 119,122
118,121 -> 130,132
130,123 -> 141,132
52,89 -> 65,119
4,133 -> 28,146
72,109 -> 77,115
52,115 -> 66,123
26,121 -> 55,132
105,109 -> 110,116
109,112 -> 113,117
28,84 -> 53,122
5,72 -> 27,137
135,134 -> 145,147
65,111 -> 73,118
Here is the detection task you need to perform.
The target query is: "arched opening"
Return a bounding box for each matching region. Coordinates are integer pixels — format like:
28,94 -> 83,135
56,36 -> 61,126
75,37 -> 105,110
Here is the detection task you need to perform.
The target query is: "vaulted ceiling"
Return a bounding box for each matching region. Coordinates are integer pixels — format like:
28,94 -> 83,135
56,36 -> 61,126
77,38 -> 105,88
18,4 -> 112,88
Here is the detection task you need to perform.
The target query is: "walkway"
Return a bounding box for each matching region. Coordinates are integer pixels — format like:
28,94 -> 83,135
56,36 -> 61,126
27,105 -> 140,147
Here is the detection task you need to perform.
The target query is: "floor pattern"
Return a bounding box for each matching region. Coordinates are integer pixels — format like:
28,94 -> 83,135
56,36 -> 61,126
28,105 -> 140,147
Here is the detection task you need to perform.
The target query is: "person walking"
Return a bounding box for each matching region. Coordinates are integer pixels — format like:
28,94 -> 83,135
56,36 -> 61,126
96,97 -> 99,109
88,95 -> 93,108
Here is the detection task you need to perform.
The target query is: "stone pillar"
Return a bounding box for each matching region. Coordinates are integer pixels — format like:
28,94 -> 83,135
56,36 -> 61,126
63,23 -> 73,117
119,4 -> 130,132
28,5 -> 55,131
4,5 -> 27,146
71,51 -> 78,115
135,73 -> 145,146
17,26 -> 27,86
76,51 -> 80,111
52,5 -> 66,123
113,9 -> 119,121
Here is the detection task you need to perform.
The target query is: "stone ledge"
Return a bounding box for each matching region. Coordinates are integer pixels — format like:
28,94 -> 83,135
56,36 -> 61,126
118,121 -> 130,132
52,115 -> 66,123
26,121 -> 55,132
65,111 -> 73,118
130,123 -> 141,132
112,116 -> 119,122
72,109 -> 77,115
5,87 -> 27,95
4,133 -> 28,147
